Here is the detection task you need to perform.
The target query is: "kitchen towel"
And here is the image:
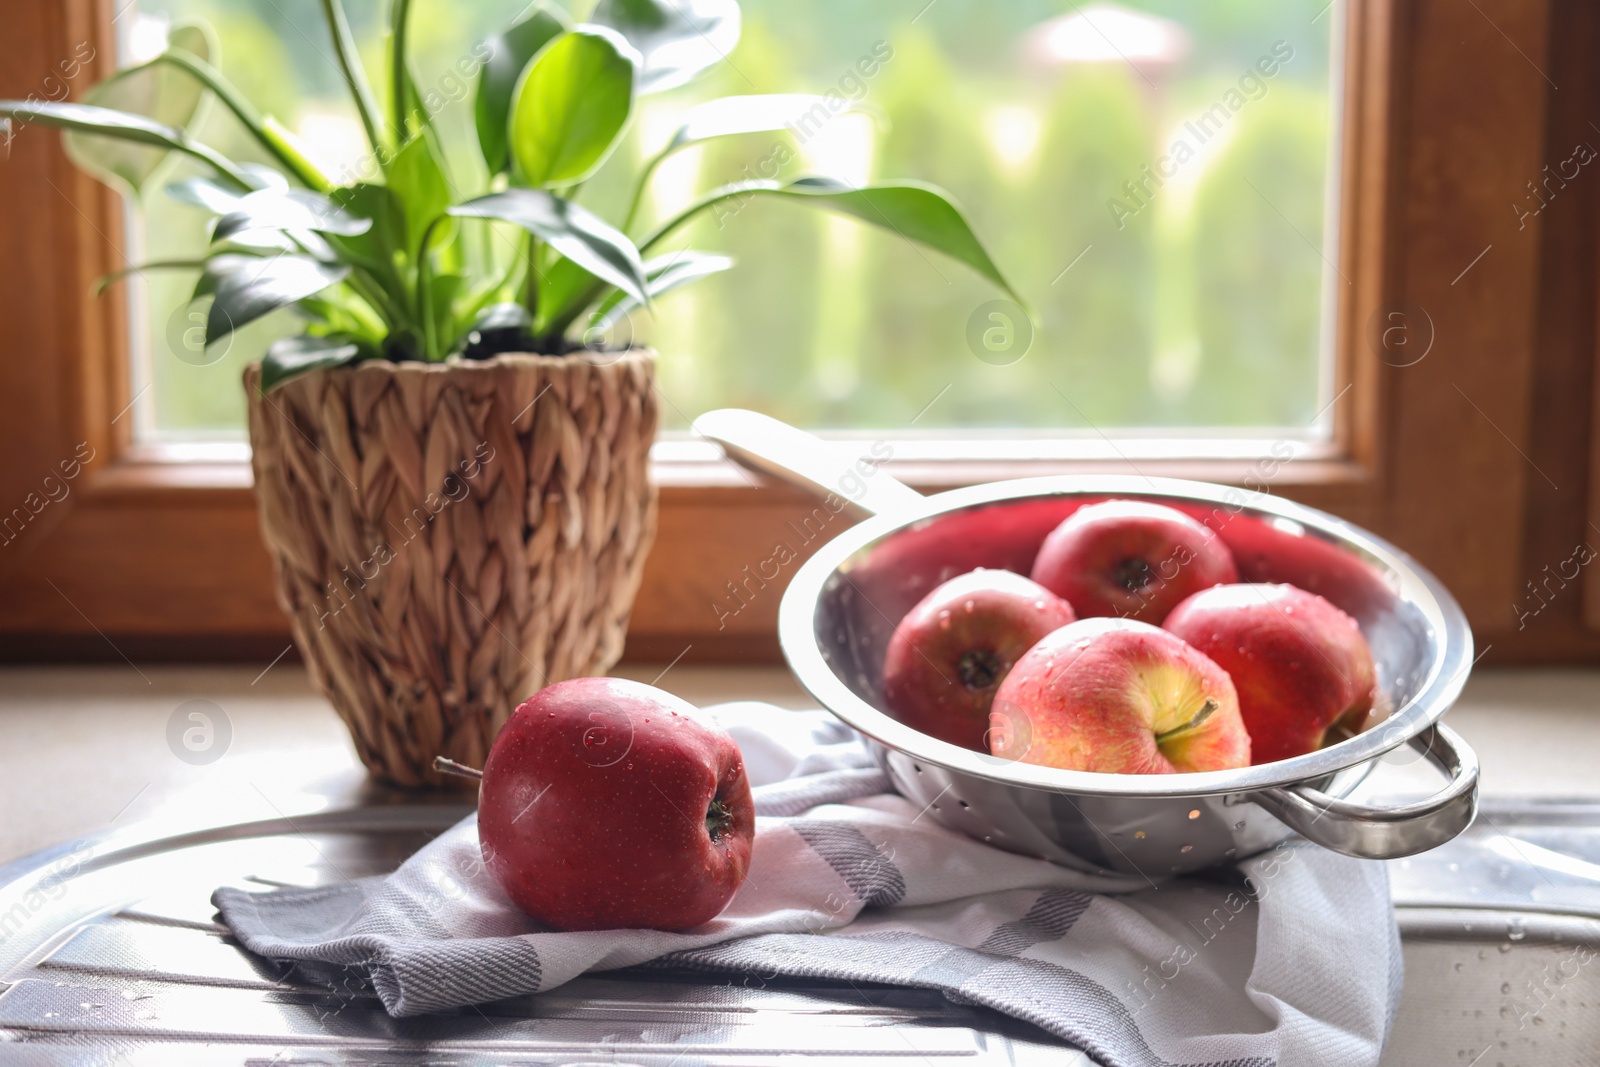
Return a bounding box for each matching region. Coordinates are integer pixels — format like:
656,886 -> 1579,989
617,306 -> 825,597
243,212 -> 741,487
214,702 -> 1402,1067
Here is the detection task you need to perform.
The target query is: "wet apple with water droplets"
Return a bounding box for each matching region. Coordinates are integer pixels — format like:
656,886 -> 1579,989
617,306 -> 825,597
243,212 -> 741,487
1164,583 -> 1377,764
882,569 -> 1077,751
1031,500 -> 1237,624
990,617 -> 1251,773
478,678 -> 755,931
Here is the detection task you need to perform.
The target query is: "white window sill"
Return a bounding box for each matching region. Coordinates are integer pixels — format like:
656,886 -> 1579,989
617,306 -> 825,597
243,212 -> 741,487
0,663 -> 1589,866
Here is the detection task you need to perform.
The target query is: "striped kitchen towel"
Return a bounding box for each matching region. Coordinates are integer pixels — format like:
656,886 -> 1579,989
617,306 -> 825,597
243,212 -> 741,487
214,703 -> 1401,1067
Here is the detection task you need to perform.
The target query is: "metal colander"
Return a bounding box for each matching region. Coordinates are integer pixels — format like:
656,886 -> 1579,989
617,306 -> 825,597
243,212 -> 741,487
696,409 -> 1478,878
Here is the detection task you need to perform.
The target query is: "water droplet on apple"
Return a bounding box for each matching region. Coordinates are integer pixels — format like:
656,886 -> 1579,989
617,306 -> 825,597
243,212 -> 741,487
626,763 -> 633,770
1179,844 -> 1193,853
1033,599 -> 1048,611
963,599 -> 975,613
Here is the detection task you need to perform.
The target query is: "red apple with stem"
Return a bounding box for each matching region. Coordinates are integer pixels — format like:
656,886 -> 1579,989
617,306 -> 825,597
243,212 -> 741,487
989,617 -> 1250,774
882,568 -> 1076,750
1164,583 -> 1377,764
1031,500 -> 1238,624
473,678 -> 755,932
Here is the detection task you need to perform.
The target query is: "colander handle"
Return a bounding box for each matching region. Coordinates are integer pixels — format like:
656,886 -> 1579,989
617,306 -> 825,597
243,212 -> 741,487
1248,723 -> 1479,860
692,408 -> 928,518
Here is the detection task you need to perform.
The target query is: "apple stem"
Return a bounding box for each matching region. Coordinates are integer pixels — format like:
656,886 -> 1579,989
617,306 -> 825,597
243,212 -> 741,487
433,755 -> 484,781
1155,699 -> 1218,745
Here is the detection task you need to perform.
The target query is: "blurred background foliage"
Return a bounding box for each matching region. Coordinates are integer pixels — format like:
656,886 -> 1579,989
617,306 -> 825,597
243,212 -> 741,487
128,0 -> 1334,436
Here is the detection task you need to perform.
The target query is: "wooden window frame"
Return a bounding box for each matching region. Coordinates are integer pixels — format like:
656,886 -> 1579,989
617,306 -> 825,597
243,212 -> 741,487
3,0 -> 1597,664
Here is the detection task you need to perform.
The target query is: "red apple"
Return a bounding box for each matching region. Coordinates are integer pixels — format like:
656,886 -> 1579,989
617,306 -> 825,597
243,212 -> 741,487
1164,583 -> 1378,764
882,568 -> 1077,751
1031,500 -> 1238,624
990,617 -> 1250,774
478,678 -> 755,932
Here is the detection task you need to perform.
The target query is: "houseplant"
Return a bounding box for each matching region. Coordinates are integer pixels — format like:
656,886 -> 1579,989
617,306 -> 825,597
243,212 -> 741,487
1,0 -> 1021,785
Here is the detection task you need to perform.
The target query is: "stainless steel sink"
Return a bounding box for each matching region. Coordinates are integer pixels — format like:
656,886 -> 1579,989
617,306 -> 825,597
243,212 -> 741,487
2,797 -> 1597,1066
1383,798 -> 1600,1067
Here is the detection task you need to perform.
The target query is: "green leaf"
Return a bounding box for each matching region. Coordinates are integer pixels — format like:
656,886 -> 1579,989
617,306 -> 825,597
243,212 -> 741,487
327,182 -> 406,269
451,189 -> 648,307
167,175 -> 251,214
61,23 -> 213,195
196,253 -> 351,345
648,178 -> 1024,307
0,99 -> 250,190
594,250 -> 733,326
529,255 -> 595,335
386,132 -> 454,257
592,0 -> 739,94
509,26 -> 637,188
475,6 -> 568,175
212,189 -> 373,242
664,94 -> 850,153
259,334 -> 363,393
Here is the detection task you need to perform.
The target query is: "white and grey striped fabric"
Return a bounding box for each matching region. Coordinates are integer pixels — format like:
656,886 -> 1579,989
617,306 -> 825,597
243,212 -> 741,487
214,703 -> 1401,1067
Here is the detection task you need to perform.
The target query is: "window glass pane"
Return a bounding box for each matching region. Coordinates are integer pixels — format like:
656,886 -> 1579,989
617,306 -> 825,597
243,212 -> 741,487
126,0 -> 1338,439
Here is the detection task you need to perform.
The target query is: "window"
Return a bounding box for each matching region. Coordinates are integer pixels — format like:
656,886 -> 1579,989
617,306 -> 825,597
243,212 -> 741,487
3,0 -> 1596,664
127,0 -> 1337,442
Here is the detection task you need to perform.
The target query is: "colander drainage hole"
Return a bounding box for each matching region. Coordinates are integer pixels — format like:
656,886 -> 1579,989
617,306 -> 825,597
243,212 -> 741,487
957,800 -> 970,809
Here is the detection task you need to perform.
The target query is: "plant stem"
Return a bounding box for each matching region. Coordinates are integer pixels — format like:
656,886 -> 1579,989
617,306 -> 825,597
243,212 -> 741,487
155,51 -> 329,190
524,234 -> 541,319
94,258 -> 214,296
183,140 -> 257,192
416,214 -> 447,359
639,180 -> 777,254
319,0 -> 386,155
390,0 -> 416,143
621,145 -> 671,233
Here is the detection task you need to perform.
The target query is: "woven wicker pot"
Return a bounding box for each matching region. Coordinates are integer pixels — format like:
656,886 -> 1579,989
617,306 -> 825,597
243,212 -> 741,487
244,351 -> 659,787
